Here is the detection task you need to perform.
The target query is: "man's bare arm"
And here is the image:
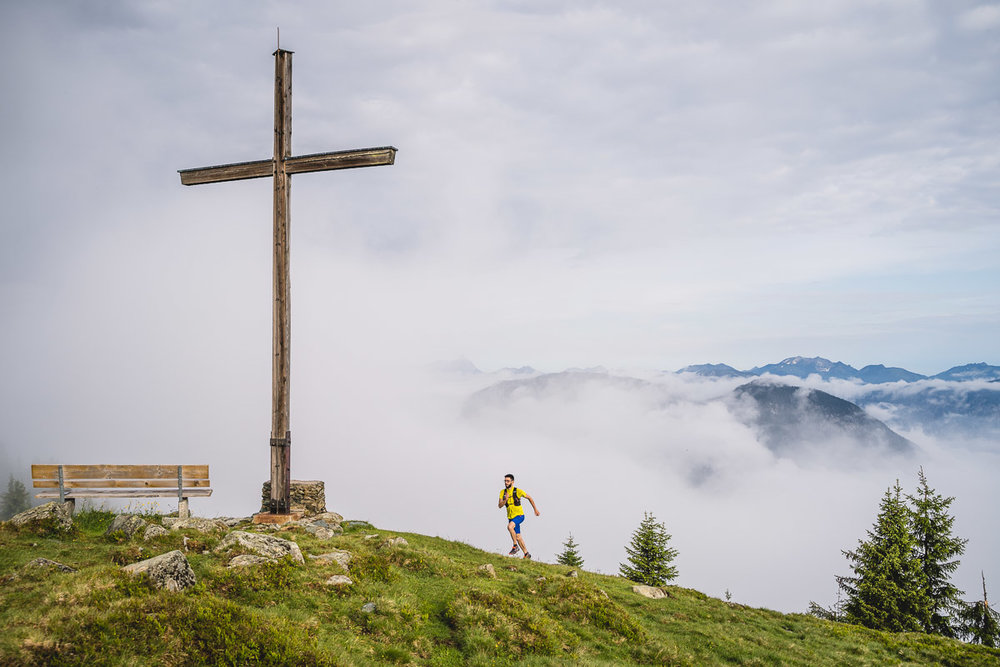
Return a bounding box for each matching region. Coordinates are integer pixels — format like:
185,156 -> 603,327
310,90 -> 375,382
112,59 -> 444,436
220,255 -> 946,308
524,494 -> 540,516
498,490 -> 508,509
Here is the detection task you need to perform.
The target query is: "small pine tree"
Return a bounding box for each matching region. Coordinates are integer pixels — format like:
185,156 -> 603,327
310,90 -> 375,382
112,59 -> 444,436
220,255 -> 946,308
619,511 -> 678,587
556,533 -> 584,567
0,475 -> 31,520
837,481 -> 931,633
908,467 -> 967,637
958,573 -> 1000,648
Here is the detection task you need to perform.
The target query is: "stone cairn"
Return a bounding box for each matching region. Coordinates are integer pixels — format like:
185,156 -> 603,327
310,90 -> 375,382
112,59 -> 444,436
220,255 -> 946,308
260,480 -> 326,516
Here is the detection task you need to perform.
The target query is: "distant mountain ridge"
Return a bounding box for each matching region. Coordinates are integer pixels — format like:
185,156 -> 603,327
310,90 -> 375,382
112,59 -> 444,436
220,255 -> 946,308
679,357 -> 999,384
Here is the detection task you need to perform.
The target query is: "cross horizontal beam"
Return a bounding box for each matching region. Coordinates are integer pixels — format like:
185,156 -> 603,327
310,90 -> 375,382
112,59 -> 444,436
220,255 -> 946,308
178,146 -> 397,186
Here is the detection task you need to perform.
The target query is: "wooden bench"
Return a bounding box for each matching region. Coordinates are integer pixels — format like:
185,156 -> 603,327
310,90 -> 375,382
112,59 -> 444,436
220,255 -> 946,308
31,465 -> 212,519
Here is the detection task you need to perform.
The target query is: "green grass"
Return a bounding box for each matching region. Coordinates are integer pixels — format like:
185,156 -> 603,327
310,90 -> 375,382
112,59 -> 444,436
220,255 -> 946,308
1,512 -> 997,666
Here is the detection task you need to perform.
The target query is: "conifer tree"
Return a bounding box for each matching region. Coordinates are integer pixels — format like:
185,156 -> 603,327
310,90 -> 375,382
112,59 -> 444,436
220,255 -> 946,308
0,475 -> 31,520
556,533 -> 585,568
836,481 -> 930,632
907,467 -> 967,636
619,512 -> 678,587
958,573 -> 1000,647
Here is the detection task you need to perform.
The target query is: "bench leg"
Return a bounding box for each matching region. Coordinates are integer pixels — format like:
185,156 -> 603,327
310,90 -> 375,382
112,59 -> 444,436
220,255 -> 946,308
178,498 -> 190,520
63,499 -> 76,516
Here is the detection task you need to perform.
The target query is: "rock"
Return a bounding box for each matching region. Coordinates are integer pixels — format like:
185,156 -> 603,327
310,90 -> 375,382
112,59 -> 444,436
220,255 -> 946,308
105,515 -> 147,539
169,518 -> 229,534
161,517 -> 178,528
214,531 -> 304,564
302,524 -> 338,540
24,558 -> 76,573
311,512 -> 343,525
7,502 -> 73,532
632,585 -> 668,599
364,534 -> 380,540
228,554 -> 274,568
218,517 -> 249,528
326,575 -> 353,586
361,602 -> 377,614
566,570 -> 579,578
123,550 -> 196,592
143,524 -> 169,541
384,537 -> 408,548
477,564 -> 497,578
308,549 -> 352,570
535,576 -> 547,583
260,480 -> 327,515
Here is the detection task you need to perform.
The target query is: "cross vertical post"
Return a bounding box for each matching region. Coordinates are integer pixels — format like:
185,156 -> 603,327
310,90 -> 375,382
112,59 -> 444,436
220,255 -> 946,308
271,49 -> 293,514
178,48 -> 396,517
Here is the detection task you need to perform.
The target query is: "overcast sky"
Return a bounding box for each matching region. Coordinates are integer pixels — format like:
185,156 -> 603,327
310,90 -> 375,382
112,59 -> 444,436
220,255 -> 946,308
1,1 -> 997,613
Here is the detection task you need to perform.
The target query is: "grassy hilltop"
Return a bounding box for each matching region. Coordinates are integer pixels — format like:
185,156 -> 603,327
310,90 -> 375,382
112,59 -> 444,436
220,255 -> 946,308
1,508 -> 997,666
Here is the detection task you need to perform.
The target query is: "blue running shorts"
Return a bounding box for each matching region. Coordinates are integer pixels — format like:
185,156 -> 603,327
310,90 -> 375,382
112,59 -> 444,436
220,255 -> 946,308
508,514 -> 525,534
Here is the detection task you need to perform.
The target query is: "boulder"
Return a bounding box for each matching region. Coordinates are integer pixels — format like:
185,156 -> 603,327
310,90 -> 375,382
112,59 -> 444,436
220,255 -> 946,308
24,558 -> 76,573
169,518 -> 228,534
105,515 -> 148,539
477,563 -> 497,578
218,517 -> 249,528
384,537 -> 408,548
7,502 -> 73,532
228,554 -> 274,568
123,550 -> 196,592
326,575 -> 353,586
566,570 -> 579,578
214,530 -> 304,564
143,524 -> 169,541
361,602 -> 377,614
302,524 -> 339,540
308,549 -> 352,570
311,511 -> 343,525
632,585 -> 667,599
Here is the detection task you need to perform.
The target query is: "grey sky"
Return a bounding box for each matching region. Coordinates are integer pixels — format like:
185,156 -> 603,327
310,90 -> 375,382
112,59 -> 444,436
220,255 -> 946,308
1,2 -> 997,612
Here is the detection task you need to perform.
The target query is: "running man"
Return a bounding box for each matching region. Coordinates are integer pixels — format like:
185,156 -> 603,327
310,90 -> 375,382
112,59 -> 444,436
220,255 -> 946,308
498,473 -> 540,559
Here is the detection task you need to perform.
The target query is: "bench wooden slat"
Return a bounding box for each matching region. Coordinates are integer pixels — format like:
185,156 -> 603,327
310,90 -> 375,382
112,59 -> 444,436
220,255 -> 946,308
35,489 -> 214,499
33,479 -> 212,489
31,464 -> 209,480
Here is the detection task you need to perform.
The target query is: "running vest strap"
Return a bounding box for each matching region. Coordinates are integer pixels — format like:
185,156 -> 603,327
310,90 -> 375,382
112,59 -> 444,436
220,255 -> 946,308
511,487 -> 521,506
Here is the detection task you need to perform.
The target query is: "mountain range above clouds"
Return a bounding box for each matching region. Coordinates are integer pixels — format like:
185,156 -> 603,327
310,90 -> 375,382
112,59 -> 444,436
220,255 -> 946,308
446,356 -> 999,468
678,357 -> 1000,383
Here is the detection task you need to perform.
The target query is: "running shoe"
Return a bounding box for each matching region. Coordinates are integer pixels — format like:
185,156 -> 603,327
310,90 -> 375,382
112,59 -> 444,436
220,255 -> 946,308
508,545 -> 519,556
523,552 -> 532,560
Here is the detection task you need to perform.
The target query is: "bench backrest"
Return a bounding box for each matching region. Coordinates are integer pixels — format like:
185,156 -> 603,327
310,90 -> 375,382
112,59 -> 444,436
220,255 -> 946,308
32,465 -> 211,501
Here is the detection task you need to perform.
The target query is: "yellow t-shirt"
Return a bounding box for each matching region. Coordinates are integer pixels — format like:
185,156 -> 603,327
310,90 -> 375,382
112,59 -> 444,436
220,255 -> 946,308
500,487 -> 527,520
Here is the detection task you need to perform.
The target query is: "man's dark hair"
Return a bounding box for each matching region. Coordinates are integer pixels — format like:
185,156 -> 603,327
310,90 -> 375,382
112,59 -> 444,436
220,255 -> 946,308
505,473 -> 515,481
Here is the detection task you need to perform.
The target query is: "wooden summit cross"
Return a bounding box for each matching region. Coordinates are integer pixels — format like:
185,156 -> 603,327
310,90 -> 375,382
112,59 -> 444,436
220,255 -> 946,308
178,48 -> 396,515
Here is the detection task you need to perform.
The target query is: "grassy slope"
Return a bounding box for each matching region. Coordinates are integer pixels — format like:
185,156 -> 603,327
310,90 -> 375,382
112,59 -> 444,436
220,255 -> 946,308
1,510 -> 997,666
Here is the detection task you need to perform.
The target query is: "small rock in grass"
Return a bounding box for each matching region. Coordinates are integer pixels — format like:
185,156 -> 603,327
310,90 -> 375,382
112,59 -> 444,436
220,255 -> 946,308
24,558 -> 76,573
143,524 -> 169,541
105,515 -> 148,539
308,549 -> 352,570
214,531 -> 304,564
122,550 -> 196,592
632,585 -> 668,599
228,554 -> 274,568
